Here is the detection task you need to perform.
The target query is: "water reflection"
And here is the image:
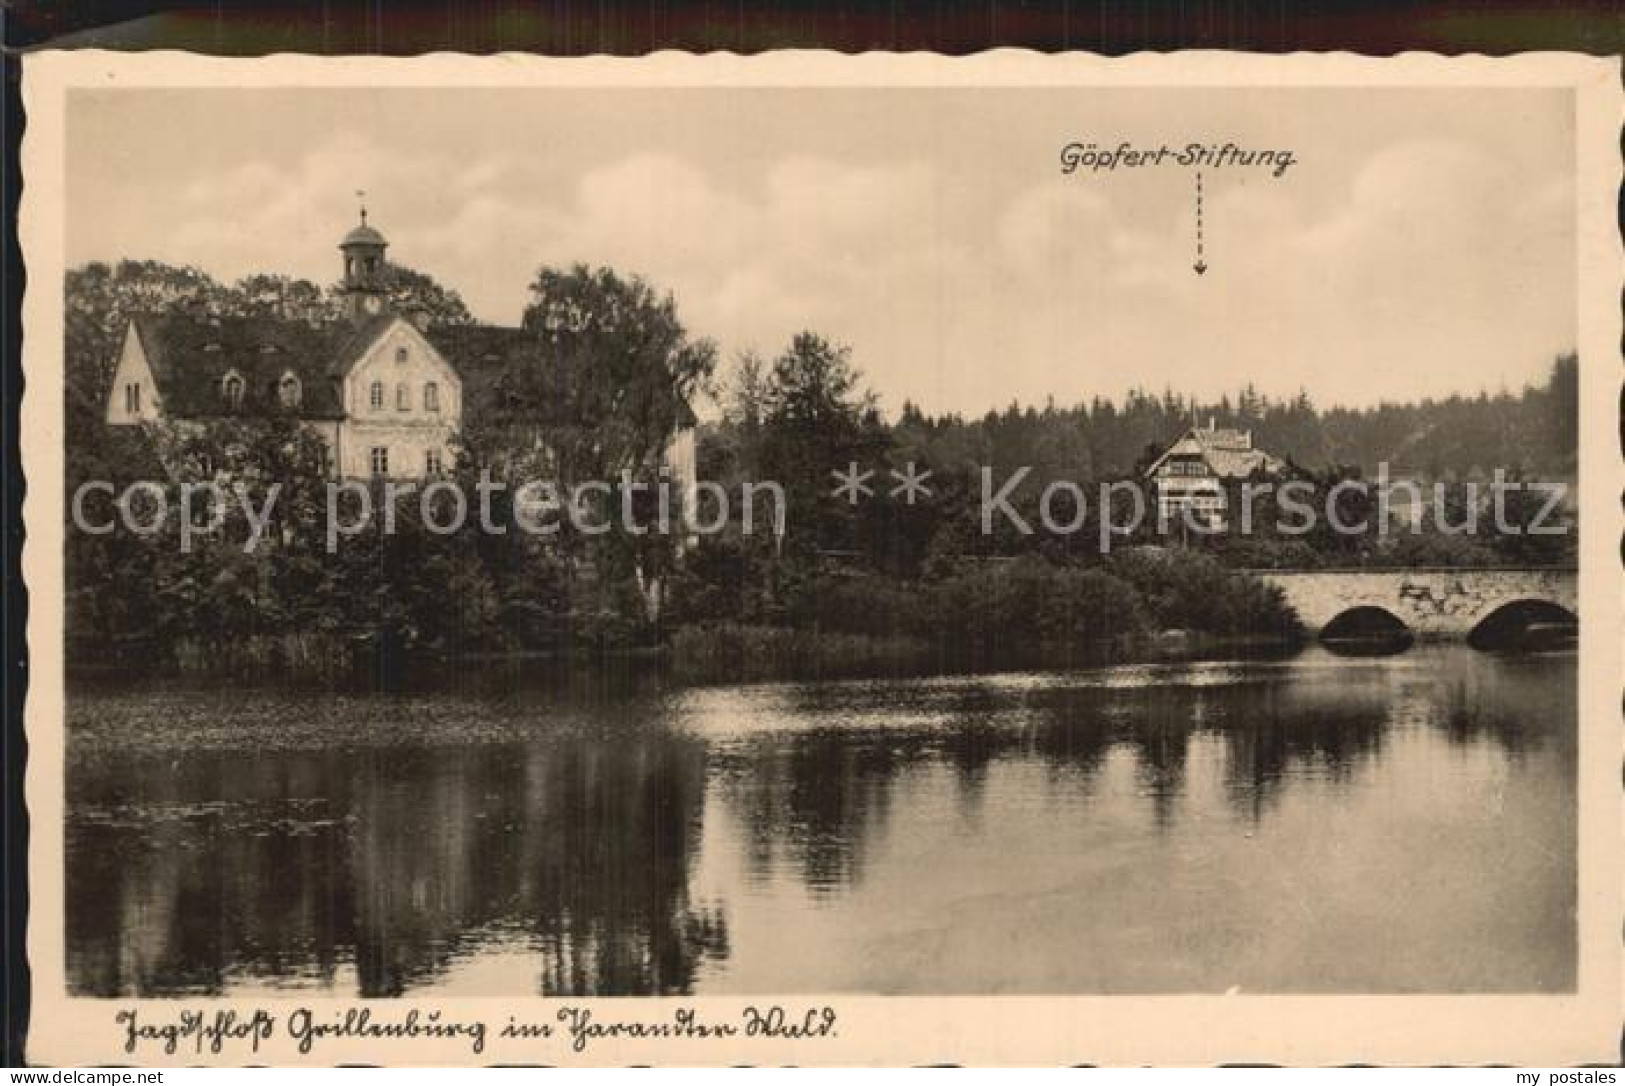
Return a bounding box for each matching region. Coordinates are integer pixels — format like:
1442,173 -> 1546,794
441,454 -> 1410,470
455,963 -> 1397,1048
67,646 -> 1575,996
70,732 -> 727,997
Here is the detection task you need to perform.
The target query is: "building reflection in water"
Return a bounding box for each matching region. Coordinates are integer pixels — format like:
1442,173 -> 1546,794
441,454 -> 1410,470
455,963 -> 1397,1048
67,646 -> 1575,997
70,719 -> 728,997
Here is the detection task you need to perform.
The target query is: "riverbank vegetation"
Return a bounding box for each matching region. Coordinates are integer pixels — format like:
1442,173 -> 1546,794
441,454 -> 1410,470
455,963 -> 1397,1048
667,552 -> 1299,683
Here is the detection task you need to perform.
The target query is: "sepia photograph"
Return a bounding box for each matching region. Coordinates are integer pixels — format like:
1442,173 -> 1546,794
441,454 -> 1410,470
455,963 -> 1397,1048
18,51 -> 1621,1066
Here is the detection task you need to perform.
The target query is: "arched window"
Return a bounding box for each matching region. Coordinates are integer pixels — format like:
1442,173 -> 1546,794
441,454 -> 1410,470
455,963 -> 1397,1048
424,381 -> 440,412
278,372 -> 302,408
396,346 -> 409,364
369,381 -> 384,409
396,383 -> 410,411
221,371 -> 245,408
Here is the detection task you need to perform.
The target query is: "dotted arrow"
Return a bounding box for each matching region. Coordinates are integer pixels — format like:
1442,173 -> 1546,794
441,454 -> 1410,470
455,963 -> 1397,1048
1193,171 -> 1208,275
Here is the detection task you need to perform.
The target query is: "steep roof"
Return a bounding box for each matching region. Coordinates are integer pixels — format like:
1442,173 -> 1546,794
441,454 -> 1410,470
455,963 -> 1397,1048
130,314 -> 537,422
131,314 -> 355,419
423,323 -> 555,421
1190,426 -> 1284,477
1195,427 -> 1252,451
324,313 -> 399,377
128,314 -> 698,431
421,324 -> 699,431
1144,424 -> 1286,479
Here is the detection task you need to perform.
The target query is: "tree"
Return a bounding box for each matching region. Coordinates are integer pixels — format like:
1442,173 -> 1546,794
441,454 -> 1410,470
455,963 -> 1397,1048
757,332 -> 885,555
230,273 -> 333,322
454,265 -> 716,626
370,263 -> 475,327
697,350 -> 772,496
66,260 -> 227,423
488,264 -> 716,483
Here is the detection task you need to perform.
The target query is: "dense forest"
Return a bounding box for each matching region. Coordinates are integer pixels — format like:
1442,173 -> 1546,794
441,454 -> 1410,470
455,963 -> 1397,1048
63,259 -> 1578,675
886,354 -> 1577,485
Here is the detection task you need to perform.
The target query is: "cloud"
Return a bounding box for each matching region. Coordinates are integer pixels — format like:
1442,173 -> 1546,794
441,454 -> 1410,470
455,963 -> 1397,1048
72,115 -> 1575,416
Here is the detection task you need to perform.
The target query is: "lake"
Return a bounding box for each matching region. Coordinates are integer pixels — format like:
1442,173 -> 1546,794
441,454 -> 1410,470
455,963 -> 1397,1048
65,645 -> 1575,996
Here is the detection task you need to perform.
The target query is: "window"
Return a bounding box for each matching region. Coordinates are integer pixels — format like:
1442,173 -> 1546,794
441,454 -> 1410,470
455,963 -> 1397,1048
124,382 -> 140,414
424,382 -> 440,412
278,373 -> 302,408
425,449 -> 444,475
396,346 -> 409,364
369,381 -> 384,409
221,372 -> 244,408
370,447 -> 389,477
396,383 -> 410,411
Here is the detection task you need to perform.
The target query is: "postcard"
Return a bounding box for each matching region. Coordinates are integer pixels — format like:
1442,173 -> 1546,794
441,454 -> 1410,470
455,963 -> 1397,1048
19,49 -> 1621,1065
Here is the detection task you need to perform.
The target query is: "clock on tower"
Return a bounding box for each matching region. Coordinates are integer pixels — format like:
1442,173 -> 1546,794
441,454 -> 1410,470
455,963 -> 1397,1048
339,202 -> 389,322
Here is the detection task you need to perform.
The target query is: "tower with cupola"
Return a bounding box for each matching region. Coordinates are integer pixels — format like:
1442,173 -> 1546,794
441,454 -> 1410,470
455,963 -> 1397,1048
339,203 -> 389,321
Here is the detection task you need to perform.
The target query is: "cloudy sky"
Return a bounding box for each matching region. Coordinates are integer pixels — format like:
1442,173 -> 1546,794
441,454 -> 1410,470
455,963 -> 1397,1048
67,86 -> 1574,415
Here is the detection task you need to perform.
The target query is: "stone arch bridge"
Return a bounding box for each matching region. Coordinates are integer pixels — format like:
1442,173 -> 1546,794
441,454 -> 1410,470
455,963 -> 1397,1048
1249,567 -> 1578,638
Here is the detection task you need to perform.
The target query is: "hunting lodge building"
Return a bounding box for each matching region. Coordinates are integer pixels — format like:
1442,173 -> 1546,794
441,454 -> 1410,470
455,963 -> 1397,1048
1144,420 -> 1286,525
103,213 -> 698,487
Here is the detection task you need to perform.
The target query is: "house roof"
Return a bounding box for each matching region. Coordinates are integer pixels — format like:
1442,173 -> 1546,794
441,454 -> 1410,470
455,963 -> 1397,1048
128,313 -> 698,431
423,323 -> 560,422
421,324 -> 698,431
1144,424 -> 1286,479
1196,426 -> 1252,450
131,314 -> 354,419
1191,426 -> 1284,477
127,314 -> 560,423
130,313 -> 510,420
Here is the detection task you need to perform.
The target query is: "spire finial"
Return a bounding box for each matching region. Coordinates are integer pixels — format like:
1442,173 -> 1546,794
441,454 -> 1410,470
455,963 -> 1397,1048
356,189 -> 367,226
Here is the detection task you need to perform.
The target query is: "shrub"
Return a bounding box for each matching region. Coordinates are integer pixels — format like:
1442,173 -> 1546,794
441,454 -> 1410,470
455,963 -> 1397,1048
1033,567 -> 1151,642
930,558 -> 1147,651
786,569 -> 933,639
1106,548 -> 1299,636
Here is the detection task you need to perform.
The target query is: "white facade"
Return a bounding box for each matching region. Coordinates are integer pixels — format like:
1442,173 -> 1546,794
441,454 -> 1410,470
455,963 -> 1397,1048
1145,423 -> 1283,528
1151,435 -> 1227,523
103,323 -> 163,425
333,318 -> 461,480
105,310 -> 700,494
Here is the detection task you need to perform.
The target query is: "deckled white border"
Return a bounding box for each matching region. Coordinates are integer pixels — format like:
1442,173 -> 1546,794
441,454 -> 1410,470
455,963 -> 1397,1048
19,49 -> 1624,1066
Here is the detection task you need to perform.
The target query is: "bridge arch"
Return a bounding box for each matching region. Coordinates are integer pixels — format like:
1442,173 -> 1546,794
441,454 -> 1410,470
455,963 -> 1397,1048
1319,605 -> 1414,654
1466,598 -> 1578,650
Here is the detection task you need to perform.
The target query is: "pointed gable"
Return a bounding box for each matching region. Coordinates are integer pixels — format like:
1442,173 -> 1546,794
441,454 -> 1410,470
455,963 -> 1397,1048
1145,425 -> 1286,479
105,320 -> 163,424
